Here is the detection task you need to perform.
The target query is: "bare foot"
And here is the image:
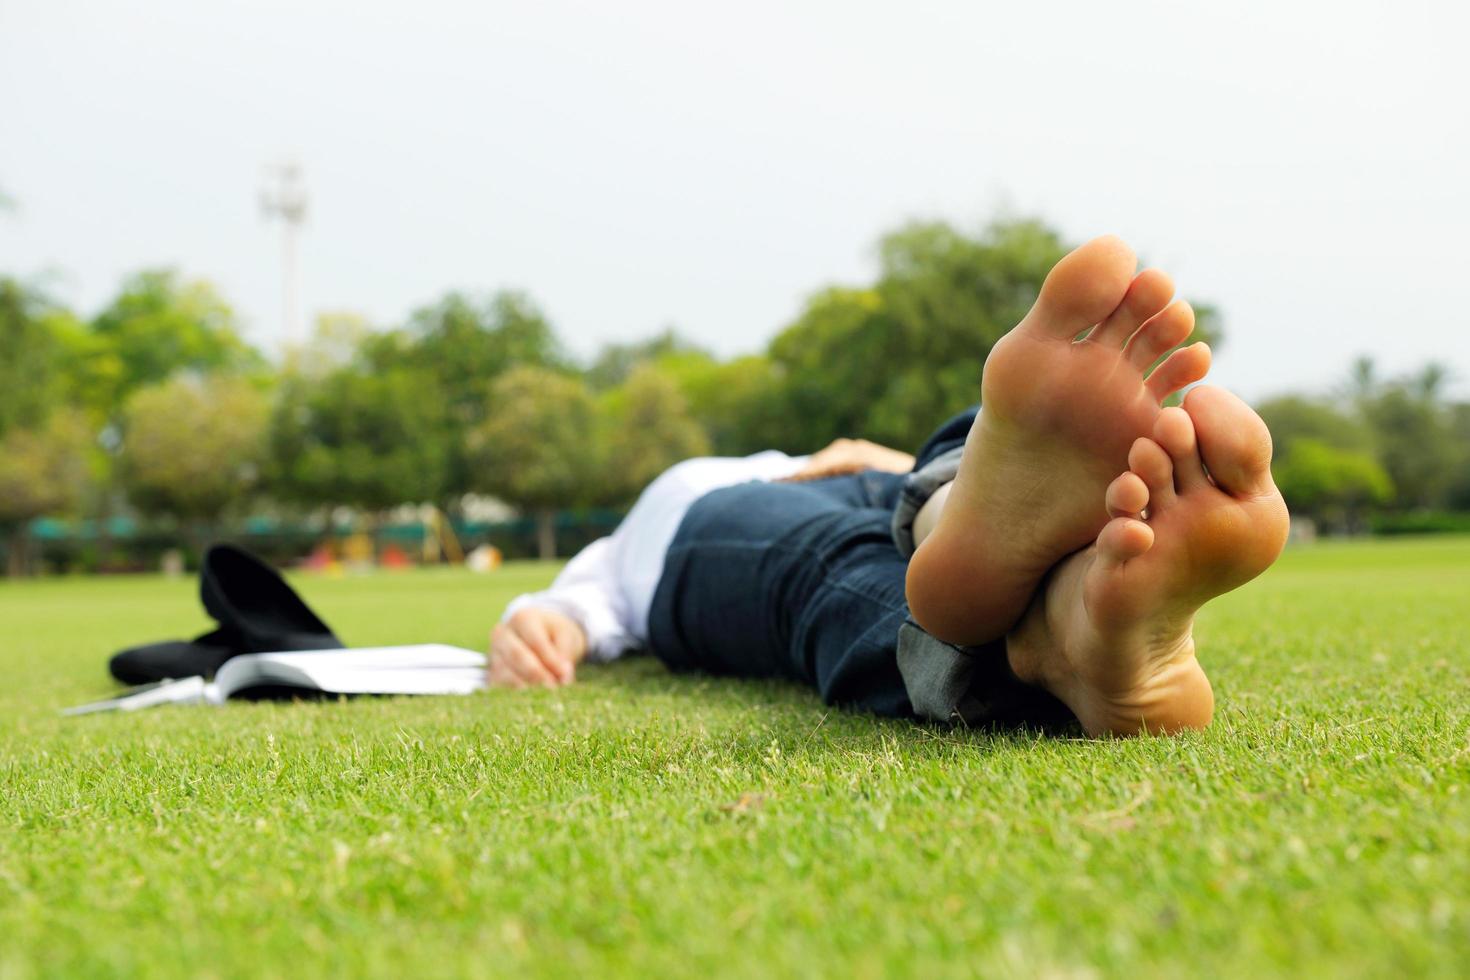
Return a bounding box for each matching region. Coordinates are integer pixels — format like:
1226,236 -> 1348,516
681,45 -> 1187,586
1004,386 -> 1290,736
907,235 -> 1210,645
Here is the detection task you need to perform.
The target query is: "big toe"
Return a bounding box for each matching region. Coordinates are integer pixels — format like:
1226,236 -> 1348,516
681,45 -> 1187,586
1027,235 -> 1138,339
1182,385 -> 1276,498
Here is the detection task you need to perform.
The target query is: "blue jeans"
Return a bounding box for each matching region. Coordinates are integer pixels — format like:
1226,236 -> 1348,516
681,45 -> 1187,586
647,409 -> 978,717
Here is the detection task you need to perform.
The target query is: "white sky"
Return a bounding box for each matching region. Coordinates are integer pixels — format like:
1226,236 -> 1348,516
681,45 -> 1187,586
3,0 -> 1467,402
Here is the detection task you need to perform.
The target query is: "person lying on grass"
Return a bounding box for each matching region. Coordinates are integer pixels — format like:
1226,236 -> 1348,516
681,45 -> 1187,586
490,236 -> 1291,737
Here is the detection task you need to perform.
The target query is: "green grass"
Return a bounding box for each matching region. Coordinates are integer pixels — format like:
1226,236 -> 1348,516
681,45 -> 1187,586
1,538 -> 1467,979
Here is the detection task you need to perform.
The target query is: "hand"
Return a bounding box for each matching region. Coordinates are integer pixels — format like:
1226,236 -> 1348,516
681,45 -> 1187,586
781,438 -> 916,482
488,607 -> 589,688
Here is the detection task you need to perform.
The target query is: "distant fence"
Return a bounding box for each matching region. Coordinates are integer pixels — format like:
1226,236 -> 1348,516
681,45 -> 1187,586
6,510 -> 627,575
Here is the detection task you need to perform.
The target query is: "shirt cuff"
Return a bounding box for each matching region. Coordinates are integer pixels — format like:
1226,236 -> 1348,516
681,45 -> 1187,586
503,586 -> 639,664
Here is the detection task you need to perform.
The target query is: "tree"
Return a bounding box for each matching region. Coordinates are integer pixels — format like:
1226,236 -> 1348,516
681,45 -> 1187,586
1360,383 -> 1457,510
1346,355 -> 1378,404
655,351 -> 789,456
766,219 -> 1060,450
89,269 -> 264,406
117,376 -> 270,548
1447,402 -> 1470,510
267,366 -> 451,518
761,217 -> 1223,452
0,411 -> 95,575
767,285 -> 901,450
367,290 -> 570,498
388,290 -> 567,407
586,329 -> 709,390
1256,395 -> 1374,455
1410,362 -> 1451,401
1272,439 -> 1393,533
0,277 -> 66,435
285,311 -> 376,379
467,367 -> 599,558
597,365 -> 710,503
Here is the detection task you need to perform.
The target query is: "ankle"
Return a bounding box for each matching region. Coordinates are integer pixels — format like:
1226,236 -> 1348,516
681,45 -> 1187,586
1002,574 -> 1067,693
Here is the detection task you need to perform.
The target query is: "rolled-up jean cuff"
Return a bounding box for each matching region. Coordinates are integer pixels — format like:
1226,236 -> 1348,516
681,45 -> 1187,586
896,619 -> 1074,727
890,445 -> 964,558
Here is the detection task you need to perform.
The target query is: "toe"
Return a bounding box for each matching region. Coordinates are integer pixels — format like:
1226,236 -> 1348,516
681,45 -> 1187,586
1097,516 -> 1155,567
1106,471 -> 1149,519
1128,437 -> 1177,509
1026,235 -> 1138,339
1126,300 -> 1196,371
1152,407 -> 1209,489
1145,341 -> 1211,402
1088,268 -> 1174,347
1182,385 -> 1277,497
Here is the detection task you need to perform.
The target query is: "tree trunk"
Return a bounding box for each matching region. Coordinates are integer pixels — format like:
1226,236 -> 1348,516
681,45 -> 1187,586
536,509 -> 557,560
6,526 -> 28,578
96,490 -> 115,573
183,520 -> 208,569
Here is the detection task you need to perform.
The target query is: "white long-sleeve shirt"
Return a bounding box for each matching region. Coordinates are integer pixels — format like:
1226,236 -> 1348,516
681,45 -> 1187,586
502,452 -> 809,661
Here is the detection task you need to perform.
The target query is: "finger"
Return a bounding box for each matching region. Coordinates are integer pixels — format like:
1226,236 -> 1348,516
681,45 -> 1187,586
781,461 -> 863,482
487,626 -> 523,688
487,654 -> 523,689
503,634 -> 557,687
515,616 -> 574,683
545,616 -> 586,665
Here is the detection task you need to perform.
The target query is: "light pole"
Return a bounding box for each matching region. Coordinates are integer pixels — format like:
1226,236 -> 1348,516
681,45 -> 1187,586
259,162 -> 308,350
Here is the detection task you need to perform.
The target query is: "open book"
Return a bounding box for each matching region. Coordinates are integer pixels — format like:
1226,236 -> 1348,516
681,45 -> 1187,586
64,644 -> 486,715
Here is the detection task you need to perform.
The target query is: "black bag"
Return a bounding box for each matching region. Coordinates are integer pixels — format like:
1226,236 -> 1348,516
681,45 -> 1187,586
109,544 -> 342,684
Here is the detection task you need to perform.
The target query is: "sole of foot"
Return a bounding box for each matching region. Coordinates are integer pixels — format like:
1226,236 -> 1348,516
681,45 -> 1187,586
1004,385 -> 1291,736
906,235 -> 1212,646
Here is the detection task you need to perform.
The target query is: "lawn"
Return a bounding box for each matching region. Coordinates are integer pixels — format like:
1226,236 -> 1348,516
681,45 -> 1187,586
1,537 -> 1466,978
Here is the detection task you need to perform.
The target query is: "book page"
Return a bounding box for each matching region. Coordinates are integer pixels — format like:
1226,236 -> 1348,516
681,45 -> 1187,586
213,644 -> 487,700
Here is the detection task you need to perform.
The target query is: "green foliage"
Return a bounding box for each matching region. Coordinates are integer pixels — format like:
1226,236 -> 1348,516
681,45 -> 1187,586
468,367 -> 599,556
586,328 -> 708,390
768,285 -> 898,449
1359,383 -> 1457,510
367,291 -> 570,496
1369,511 -> 1470,535
1449,403 -> 1470,510
89,270 -> 264,404
2,539 -> 1468,976
0,277 -> 66,435
16,212 -> 1470,553
1257,394 -> 1374,453
655,351 -> 789,456
285,312 -> 376,378
47,310 -> 127,424
0,410 -> 94,528
1272,439 -> 1393,532
117,375 -> 270,526
1262,358 -> 1468,526
596,365 -> 710,503
370,290 -> 569,416
762,218 -> 1221,451
268,367 -> 451,514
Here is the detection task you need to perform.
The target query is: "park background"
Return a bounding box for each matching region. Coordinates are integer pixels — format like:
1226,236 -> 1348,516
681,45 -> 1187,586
3,1 -> 1469,575
1,3 -> 1468,978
